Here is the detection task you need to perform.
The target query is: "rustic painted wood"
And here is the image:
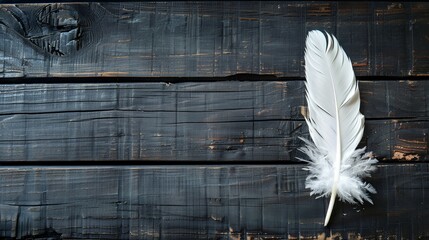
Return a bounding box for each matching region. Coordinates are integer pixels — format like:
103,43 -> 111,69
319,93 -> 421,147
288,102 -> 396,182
0,1 -> 426,239
0,2 -> 427,78
0,81 -> 426,162
0,164 -> 426,239
412,3 -> 429,76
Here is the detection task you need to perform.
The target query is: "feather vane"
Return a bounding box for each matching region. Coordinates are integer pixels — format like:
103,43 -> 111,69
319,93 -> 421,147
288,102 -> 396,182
300,30 -> 377,226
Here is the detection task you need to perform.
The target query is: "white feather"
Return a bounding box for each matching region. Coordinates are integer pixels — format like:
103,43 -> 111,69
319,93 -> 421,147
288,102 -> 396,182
300,30 -> 378,226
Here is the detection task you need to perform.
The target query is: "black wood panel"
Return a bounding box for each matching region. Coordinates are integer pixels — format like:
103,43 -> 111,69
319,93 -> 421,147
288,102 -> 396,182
0,2 -> 427,77
0,81 -> 426,162
0,1 -> 427,239
0,164 -> 426,239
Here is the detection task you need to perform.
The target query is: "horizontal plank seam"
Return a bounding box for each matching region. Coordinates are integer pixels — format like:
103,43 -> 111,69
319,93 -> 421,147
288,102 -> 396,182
0,110 -> 425,122
0,160 -> 422,166
0,75 -> 428,84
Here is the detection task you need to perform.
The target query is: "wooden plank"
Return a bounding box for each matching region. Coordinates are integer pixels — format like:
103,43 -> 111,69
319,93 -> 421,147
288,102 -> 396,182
0,2 -> 427,78
412,3 -> 429,75
0,81 -> 427,162
359,80 -> 429,119
0,164 -> 426,239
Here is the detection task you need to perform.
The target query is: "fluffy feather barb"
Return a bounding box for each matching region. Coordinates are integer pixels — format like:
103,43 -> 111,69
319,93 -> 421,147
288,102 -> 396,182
301,30 -> 377,226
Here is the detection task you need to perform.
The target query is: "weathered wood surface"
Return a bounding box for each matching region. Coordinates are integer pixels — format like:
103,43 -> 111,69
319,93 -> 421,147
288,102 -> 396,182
0,164 -> 426,239
0,1 -> 427,239
0,81 -> 426,162
0,2 -> 428,78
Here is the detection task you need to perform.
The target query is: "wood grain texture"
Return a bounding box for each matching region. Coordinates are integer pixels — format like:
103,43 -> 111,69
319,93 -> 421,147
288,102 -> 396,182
0,2 -> 427,78
0,1 -> 426,239
0,164 -> 427,239
0,81 -> 426,162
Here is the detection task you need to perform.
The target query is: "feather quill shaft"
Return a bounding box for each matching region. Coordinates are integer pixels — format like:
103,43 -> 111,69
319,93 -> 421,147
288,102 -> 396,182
301,30 -> 377,226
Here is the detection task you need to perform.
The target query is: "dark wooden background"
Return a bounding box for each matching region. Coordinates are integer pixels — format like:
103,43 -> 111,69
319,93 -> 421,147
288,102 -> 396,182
0,2 -> 427,239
